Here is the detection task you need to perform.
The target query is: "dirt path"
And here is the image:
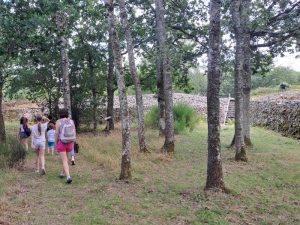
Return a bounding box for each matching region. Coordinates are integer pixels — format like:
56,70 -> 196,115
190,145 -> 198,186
0,152 -> 108,225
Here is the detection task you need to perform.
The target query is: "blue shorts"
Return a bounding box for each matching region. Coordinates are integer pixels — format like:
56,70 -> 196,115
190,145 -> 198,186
48,141 -> 55,148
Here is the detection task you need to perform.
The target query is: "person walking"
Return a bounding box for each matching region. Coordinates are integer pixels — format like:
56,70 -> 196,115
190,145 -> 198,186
47,123 -> 56,155
18,117 -> 31,151
31,115 -> 48,175
55,108 -> 76,184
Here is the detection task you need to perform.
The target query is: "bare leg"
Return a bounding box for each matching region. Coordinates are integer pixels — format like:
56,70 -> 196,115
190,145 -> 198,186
51,148 -> 54,155
22,138 -> 29,151
59,152 -> 70,177
35,150 -> 39,172
39,149 -> 45,170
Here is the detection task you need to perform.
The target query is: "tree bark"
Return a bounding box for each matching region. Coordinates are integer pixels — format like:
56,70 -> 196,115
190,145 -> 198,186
106,35 -> 115,131
155,3 -> 165,138
157,58 -> 165,137
232,0 -> 247,162
242,0 -> 252,146
56,12 -> 72,117
0,71 -> 6,143
155,0 -> 175,154
104,0 -> 132,180
92,88 -> 98,133
205,0 -> 225,191
118,0 -> 147,152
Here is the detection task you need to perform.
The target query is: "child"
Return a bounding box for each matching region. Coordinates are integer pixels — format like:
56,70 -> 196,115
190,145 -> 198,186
31,115 -> 48,175
18,117 -> 30,151
55,109 -> 76,184
47,123 -> 56,155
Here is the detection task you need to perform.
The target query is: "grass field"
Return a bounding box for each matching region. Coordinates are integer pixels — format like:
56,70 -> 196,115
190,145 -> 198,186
0,122 -> 300,225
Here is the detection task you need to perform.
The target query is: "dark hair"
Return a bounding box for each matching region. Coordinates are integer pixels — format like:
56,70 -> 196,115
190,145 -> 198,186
20,117 -> 28,130
48,115 -> 53,120
59,108 -> 69,119
36,115 -> 43,135
48,123 -> 55,130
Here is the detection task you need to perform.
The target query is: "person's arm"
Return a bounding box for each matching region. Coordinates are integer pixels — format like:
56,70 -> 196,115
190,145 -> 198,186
31,131 -> 35,149
55,120 -> 60,146
17,127 -> 21,141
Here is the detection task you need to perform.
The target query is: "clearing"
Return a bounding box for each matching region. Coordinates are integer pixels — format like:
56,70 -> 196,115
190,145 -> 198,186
0,123 -> 300,225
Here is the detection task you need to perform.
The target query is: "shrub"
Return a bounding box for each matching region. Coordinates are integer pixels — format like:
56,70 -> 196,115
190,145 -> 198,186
279,82 -> 289,90
0,138 -> 27,169
145,106 -> 159,129
145,103 -> 200,134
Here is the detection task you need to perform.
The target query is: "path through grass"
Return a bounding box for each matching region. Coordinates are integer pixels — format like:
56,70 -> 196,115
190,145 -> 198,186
0,124 -> 299,224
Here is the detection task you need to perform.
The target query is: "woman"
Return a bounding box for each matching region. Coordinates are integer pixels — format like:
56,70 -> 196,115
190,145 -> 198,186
31,115 -> 48,175
18,117 -> 31,151
55,108 -> 76,184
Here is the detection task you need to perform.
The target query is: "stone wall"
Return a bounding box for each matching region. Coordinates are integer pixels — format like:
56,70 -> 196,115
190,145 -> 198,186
250,91 -> 300,139
3,101 -> 43,122
3,94 -> 229,124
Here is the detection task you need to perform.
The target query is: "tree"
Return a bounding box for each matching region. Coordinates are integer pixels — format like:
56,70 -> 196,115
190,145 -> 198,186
106,34 -> 115,131
104,0 -> 132,179
230,0 -> 300,147
205,0 -> 226,191
56,11 -> 72,117
0,61 -> 5,142
231,0 -> 247,161
155,0 -> 175,153
118,0 -> 147,152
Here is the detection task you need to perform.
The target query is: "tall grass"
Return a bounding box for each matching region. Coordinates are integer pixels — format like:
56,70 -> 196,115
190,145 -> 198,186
145,103 -> 200,134
78,127 -> 166,175
0,138 -> 27,169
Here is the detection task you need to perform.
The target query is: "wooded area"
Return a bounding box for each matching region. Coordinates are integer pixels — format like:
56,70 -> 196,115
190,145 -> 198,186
0,0 -> 299,191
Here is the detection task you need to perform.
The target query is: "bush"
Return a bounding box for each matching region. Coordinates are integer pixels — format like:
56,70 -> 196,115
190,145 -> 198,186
145,103 -> 200,134
0,138 -> 27,169
145,106 -> 159,129
279,82 -> 289,90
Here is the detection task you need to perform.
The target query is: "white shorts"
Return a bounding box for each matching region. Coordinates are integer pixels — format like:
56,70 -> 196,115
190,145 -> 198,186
33,141 -> 46,150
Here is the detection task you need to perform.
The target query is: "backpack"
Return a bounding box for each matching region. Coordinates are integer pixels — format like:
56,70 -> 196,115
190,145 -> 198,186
59,119 -> 76,143
24,127 -> 31,137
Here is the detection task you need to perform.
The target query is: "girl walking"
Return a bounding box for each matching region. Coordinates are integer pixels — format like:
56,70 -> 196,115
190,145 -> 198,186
31,115 -> 48,175
47,123 -> 56,155
55,109 -> 76,184
18,117 -> 31,151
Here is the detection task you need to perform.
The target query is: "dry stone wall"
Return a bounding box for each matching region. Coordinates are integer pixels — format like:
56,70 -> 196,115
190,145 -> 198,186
250,91 -> 300,139
3,94 -> 229,123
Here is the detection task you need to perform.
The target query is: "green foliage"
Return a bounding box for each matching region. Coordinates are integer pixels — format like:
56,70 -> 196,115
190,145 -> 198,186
145,103 -> 200,134
173,103 -> 200,134
279,82 -> 289,90
0,138 -> 27,169
252,67 -> 300,89
145,106 -> 159,129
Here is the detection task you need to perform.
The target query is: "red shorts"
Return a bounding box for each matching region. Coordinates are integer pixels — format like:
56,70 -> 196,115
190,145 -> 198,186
56,141 -> 74,152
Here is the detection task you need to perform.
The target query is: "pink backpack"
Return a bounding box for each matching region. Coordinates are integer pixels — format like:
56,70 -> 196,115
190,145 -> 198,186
59,119 -> 76,143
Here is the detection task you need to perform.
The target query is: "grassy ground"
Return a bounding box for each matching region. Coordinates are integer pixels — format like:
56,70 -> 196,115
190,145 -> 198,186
0,123 -> 300,225
251,85 -> 300,98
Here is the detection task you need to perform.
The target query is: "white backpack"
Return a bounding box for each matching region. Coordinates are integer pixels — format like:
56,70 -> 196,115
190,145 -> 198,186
59,119 -> 76,143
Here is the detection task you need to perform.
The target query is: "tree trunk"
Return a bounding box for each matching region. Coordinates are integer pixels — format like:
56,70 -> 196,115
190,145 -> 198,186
205,0 -> 225,191
56,12 -> 72,117
105,0 -> 131,180
118,0 -> 147,152
0,72 -> 6,143
92,89 -> 98,133
242,0 -> 252,146
106,35 -> 115,131
157,57 -> 165,137
232,0 -> 247,162
155,4 -> 165,138
155,0 -> 175,154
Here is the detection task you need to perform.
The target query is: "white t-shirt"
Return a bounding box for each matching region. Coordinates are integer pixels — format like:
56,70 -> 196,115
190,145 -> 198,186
47,129 -> 55,142
32,123 -> 48,143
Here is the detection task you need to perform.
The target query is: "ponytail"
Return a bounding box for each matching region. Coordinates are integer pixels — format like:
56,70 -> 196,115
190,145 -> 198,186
38,122 -> 42,136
